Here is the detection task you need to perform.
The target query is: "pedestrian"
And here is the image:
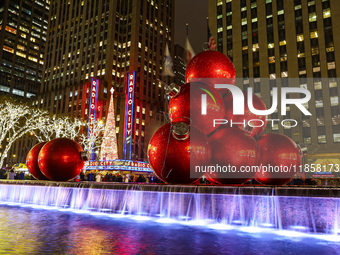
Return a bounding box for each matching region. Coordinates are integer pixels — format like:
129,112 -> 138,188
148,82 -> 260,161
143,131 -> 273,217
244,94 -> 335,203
7,170 -> 15,180
19,171 -> 25,180
95,173 -> 101,182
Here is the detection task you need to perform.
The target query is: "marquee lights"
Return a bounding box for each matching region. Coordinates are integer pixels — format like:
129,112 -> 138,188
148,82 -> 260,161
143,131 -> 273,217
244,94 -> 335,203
87,78 -> 99,157
123,72 -> 136,159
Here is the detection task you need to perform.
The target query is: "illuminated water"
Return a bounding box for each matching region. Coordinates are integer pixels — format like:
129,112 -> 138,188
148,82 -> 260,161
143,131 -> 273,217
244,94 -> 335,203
0,184 -> 339,236
0,205 -> 339,254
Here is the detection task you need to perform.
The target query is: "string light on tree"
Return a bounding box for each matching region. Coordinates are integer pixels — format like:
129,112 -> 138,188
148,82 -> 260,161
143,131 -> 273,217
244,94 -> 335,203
100,87 -> 119,160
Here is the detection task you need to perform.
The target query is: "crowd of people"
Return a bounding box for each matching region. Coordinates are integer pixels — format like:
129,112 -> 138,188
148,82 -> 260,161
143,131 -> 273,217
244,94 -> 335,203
79,171 -> 164,183
0,168 -> 339,186
0,169 -> 29,180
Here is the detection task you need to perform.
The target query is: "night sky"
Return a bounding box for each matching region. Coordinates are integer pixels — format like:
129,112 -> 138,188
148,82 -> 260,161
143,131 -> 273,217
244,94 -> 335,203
174,0 -> 208,54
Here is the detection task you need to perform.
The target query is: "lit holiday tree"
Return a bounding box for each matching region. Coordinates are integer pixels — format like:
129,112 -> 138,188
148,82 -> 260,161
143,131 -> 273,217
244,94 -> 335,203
100,88 -> 119,160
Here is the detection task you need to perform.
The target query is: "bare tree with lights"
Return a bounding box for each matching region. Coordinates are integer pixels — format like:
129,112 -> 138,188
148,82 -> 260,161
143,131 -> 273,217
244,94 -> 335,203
0,100 -> 49,169
78,119 -> 105,158
32,115 -> 86,142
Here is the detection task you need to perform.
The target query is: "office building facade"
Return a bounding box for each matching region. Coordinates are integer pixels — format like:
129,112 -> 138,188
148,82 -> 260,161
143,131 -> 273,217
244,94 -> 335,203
5,0 -> 175,165
173,44 -> 186,85
0,0 -> 49,99
209,0 -> 340,166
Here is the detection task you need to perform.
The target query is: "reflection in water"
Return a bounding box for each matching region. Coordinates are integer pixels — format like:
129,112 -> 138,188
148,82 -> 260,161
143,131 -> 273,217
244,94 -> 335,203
0,206 -> 338,254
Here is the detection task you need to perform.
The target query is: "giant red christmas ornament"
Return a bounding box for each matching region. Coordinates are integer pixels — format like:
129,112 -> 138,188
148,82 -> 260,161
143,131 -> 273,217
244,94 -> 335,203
255,133 -> 301,185
26,142 -> 49,180
38,138 -> 85,181
207,128 -> 261,184
185,51 -> 236,94
224,90 -> 268,138
168,82 -> 225,136
148,122 -> 211,184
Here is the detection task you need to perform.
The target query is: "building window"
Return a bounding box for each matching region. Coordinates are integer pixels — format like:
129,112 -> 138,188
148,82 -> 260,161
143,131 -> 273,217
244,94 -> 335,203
334,134 -> 340,143
330,96 -> 339,106
318,135 -> 326,144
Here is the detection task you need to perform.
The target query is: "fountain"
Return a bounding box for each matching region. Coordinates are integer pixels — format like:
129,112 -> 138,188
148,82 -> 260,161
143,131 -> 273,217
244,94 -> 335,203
0,180 -> 339,239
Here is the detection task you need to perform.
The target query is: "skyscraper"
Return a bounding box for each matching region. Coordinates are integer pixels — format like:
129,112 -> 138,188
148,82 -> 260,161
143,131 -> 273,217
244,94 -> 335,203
0,0 -> 49,99
209,0 -> 340,168
35,0 -> 174,161
173,44 -> 186,86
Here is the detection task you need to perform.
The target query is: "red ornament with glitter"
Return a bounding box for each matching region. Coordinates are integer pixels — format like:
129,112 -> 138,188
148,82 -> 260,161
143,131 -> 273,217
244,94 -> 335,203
185,51 -> 236,95
224,90 -> 268,138
26,142 -> 49,180
148,122 -> 211,184
207,127 -> 261,184
255,133 -> 301,185
168,82 -> 225,136
38,138 -> 85,181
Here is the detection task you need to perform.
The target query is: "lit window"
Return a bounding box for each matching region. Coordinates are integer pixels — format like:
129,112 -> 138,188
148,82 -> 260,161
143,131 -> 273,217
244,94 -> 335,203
310,31 -> 318,39
308,0 -> 315,6
329,81 -> 337,88
28,56 -> 38,62
5,26 -> 17,34
268,43 -> 274,48
309,13 -> 317,22
277,10 -> 284,15
16,52 -> 26,58
318,135 -> 326,144
304,137 -> 311,144
217,27 -> 223,33
314,81 -> 322,90
326,47 -> 334,53
330,96 -> 339,106
323,8 -> 331,19
315,100 -> 323,108
334,134 -> 340,143
297,34 -> 304,42
279,40 -> 286,46
241,18 -> 247,26
3,46 -> 14,54
328,62 -> 335,70
313,67 -> 320,73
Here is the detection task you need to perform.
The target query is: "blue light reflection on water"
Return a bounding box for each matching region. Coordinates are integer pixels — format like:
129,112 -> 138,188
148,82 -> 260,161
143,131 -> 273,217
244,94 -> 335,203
0,205 -> 339,255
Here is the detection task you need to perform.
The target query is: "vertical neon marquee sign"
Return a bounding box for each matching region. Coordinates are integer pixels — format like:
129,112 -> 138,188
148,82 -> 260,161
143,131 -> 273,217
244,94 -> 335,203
87,78 -> 99,159
123,71 -> 136,159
